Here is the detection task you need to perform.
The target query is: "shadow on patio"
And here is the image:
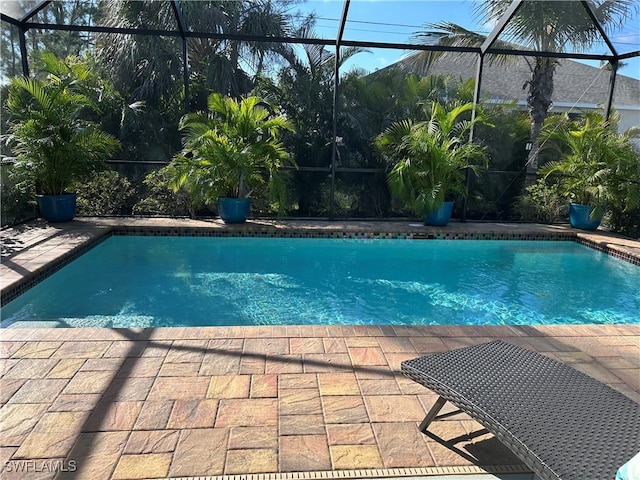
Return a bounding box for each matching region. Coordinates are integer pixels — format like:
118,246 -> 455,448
3,323 -> 638,479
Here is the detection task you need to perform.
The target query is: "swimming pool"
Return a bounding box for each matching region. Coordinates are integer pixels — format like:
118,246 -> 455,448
2,237 -> 638,328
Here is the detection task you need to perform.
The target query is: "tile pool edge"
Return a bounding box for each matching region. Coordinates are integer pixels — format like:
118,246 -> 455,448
575,235 -> 640,266
2,222 -> 638,308
109,224 -> 578,241
1,230 -> 113,306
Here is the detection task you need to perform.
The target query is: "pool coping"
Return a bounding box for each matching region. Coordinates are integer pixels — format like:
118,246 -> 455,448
1,217 -> 639,307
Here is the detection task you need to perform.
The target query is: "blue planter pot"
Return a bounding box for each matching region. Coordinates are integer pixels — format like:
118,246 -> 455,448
424,201 -> 454,226
36,193 -> 77,223
569,203 -> 602,231
218,197 -> 250,224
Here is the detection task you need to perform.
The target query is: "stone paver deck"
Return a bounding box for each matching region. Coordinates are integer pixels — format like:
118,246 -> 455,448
1,218 -> 639,479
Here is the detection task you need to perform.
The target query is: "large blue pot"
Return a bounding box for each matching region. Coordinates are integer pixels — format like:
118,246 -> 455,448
569,203 -> 602,231
218,197 -> 250,224
36,193 -> 77,223
424,201 -> 454,226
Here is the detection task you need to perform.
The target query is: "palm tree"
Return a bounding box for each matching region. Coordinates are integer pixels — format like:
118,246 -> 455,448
94,1 -> 183,106
4,53 -> 120,196
171,93 -> 294,215
408,0 -> 638,180
95,0 -> 294,106
539,110 -> 640,218
257,23 -> 368,215
375,101 -> 489,217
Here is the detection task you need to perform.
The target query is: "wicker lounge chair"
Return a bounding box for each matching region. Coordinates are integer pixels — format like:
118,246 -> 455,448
401,340 -> 640,480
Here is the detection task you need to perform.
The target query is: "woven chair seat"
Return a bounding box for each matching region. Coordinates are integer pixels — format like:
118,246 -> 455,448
401,340 -> 640,480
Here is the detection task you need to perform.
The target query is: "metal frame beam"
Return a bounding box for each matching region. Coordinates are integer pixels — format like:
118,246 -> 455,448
170,0 -> 190,111
585,0 -> 624,126
14,21 -> 631,63
0,13 -> 21,27
617,50 -> 640,61
21,1 -> 50,23
329,0 -> 351,220
170,0 -> 187,33
461,53 -> 485,223
604,59 -> 618,122
580,0 -> 618,57
336,0 -> 350,44
480,0 -> 523,54
18,27 -> 29,77
482,47 -> 614,61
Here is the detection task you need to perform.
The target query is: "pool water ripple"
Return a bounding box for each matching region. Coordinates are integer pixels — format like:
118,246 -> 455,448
2,237 -> 638,327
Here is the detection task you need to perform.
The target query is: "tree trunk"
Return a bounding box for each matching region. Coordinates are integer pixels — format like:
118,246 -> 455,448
524,56 -> 556,186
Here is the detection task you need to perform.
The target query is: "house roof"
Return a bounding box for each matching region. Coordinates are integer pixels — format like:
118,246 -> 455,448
391,53 -> 640,109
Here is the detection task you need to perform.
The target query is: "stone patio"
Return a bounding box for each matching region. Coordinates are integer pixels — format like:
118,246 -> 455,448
1,218 -> 639,479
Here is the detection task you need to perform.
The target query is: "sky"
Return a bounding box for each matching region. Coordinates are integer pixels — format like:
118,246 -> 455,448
289,0 -> 640,79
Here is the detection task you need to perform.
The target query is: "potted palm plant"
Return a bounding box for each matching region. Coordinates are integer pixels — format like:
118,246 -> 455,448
540,111 -> 640,231
3,54 -> 120,222
171,93 -> 295,223
375,101 -> 489,225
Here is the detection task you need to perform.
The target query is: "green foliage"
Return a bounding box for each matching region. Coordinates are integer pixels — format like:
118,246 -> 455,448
375,101 -> 490,217
170,93 -> 295,216
514,177 -> 567,223
2,53 -> 120,195
608,208 -> 640,239
75,169 -> 135,216
90,1 -> 299,165
539,111 -> 640,221
95,0 -> 292,106
4,4 -> 635,225
255,26 -> 369,216
132,165 -> 192,217
1,2 -> 97,80
409,0 -> 638,176
464,105 -> 530,220
0,164 -> 36,227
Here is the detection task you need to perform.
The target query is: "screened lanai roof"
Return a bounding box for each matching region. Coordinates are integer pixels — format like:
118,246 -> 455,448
4,1 -> 638,115
2,0 -> 639,60
3,1 -> 638,136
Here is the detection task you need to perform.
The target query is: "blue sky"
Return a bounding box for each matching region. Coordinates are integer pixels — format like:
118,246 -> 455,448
291,0 -> 640,79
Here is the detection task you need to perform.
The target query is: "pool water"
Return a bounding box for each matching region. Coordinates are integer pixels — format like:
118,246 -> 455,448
2,237 -> 638,328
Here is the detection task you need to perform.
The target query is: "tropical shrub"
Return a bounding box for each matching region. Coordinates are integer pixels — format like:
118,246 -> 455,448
375,101 -> 490,217
75,169 -> 135,216
539,111 -> 640,221
0,164 -> 36,226
2,53 -> 120,196
608,208 -> 640,239
132,165 -> 192,217
466,106 -> 530,220
514,177 -> 567,223
170,93 -> 295,216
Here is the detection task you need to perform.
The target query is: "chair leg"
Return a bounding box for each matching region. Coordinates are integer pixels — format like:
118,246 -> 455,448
419,396 -> 447,434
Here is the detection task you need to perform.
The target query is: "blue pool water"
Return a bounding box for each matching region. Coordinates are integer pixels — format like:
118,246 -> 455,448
2,237 -> 638,328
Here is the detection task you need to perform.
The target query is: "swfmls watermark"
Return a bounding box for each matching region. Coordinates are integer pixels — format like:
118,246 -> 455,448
4,460 -> 77,473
